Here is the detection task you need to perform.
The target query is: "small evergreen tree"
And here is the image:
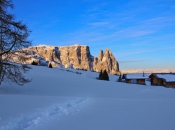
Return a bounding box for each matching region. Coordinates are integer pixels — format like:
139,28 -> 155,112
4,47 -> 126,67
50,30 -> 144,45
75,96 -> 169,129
99,69 -> 109,81
102,70 -> 109,81
49,63 -> 52,68
31,61 -> 38,65
99,70 -> 103,79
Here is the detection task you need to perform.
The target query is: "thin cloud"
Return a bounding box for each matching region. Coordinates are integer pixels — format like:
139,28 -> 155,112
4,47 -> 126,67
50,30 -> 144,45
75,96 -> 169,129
130,42 -> 150,47
119,59 -> 146,63
89,22 -> 109,27
141,17 -> 166,23
52,13 -> 175,47
116,50 -> 153,57
139,17 -> 175,28
127,30 -> 155,37
116,46 -> 175,57
77,7 -> 175,43
85,17 -> 165,41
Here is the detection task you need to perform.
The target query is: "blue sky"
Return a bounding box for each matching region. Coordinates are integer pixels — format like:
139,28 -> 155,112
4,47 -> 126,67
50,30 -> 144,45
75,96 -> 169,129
11,0 -> 175,70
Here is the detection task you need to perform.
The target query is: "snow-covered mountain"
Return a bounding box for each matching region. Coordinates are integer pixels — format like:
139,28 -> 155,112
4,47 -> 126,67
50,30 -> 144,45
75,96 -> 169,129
15,44 -> 120,75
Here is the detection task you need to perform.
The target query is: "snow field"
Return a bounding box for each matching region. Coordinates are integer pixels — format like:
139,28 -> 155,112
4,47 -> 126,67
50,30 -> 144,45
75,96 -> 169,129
0,96 -> 89,130
0,65 -> 175,130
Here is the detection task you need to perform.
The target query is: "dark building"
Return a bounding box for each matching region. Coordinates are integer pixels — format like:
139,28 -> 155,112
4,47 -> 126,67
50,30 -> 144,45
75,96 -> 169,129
122,73 -> 149,85
149,73 -> 175,88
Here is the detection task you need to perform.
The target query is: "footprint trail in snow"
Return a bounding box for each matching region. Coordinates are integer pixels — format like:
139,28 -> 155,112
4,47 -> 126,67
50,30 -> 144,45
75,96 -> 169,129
0,98 -> 89,130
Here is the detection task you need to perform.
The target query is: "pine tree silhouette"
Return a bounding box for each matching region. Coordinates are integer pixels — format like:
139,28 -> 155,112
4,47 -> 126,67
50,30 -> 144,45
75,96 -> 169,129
31,61 -> 38,65
99,69 -> 109,81
99,70 -> 103,79
103,70 -> 109,81
49,63 -> 52,68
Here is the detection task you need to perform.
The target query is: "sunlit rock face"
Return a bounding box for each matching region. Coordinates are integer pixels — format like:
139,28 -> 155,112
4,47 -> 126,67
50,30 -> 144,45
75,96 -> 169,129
93,48 -> 120,75
17,44 -> 120,74
58,45 -> 92,70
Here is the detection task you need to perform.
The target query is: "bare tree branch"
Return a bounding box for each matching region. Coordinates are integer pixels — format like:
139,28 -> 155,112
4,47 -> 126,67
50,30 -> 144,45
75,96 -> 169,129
0,0 -> 32,86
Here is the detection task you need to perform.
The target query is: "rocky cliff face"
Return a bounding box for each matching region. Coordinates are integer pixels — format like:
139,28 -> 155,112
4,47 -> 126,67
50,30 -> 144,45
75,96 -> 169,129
21,44 -> 120,75
93,48 -> 120,75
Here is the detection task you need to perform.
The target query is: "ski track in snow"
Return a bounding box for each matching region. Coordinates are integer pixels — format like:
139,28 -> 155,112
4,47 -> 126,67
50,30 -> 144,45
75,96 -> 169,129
0,98 -> 89,130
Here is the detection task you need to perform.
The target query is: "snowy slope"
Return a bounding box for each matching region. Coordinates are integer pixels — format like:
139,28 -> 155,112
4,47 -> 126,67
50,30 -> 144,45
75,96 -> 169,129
0,66 -> 175,130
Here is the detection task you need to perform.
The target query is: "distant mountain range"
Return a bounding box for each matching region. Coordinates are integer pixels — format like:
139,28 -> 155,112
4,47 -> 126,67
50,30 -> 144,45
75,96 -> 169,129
121,68 -> 175,74
13,44 -> 120,75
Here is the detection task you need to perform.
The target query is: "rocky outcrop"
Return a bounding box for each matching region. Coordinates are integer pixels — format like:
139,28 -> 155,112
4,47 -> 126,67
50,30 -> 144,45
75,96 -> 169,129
93,48 -> 120,75
20,44 -> 120,75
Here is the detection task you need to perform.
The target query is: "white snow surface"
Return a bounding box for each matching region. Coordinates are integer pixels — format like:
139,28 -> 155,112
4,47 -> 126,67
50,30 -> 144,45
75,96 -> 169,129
157,74 -> 175,82
0,66 -> 175,130
126,73 -> 149,79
